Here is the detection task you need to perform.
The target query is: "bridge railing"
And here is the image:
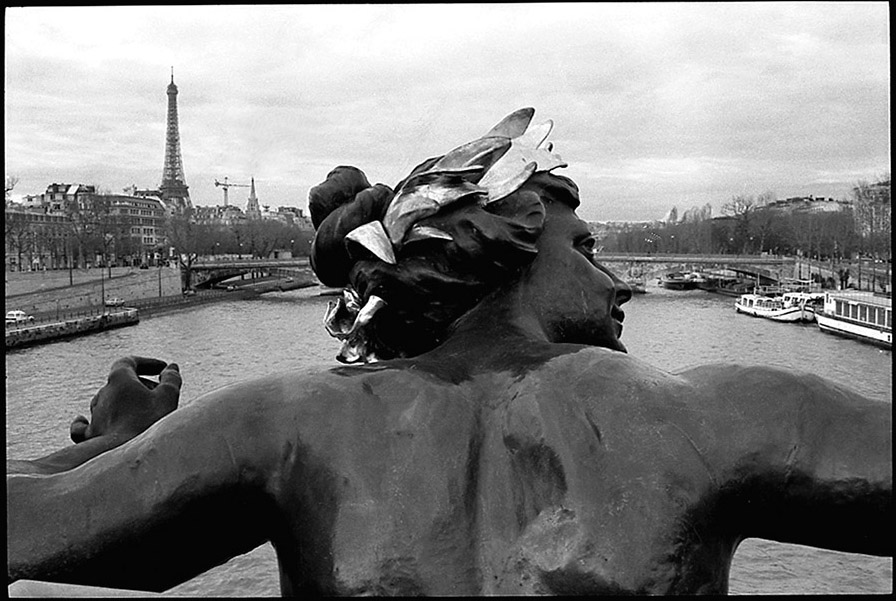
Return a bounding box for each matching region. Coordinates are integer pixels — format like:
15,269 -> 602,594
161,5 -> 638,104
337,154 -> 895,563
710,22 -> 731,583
594,253 -> 793,264
192,257 -> 310,269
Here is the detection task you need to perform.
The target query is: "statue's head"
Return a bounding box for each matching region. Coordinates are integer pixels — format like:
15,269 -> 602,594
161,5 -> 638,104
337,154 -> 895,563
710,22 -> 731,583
309,108 -> 627,363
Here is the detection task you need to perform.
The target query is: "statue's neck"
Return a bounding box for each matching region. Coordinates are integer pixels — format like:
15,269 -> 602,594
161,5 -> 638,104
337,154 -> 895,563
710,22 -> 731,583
430,282 -> 550,355
417,284 -> 591,379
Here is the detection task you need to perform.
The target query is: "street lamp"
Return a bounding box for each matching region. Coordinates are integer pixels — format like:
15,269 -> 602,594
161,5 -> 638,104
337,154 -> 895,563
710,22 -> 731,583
100,233 -> 113,313
67,233 -> 73,287
100,258 -> 105,314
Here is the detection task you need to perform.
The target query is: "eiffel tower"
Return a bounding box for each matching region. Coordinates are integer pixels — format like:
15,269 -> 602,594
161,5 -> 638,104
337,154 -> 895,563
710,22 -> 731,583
159,67 -> 192,213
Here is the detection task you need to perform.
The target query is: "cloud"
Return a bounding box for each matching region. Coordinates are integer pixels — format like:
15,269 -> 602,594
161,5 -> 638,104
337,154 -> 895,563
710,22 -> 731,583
4,3 -> 890,221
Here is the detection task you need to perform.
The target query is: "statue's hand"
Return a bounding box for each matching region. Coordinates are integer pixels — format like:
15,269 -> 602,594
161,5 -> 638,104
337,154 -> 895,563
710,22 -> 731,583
70,356 -> 182,444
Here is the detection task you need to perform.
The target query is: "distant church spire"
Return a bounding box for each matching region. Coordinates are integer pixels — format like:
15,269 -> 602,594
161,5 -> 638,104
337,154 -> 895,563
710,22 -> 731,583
159,67 -> 192,212
246,177 -> 261,219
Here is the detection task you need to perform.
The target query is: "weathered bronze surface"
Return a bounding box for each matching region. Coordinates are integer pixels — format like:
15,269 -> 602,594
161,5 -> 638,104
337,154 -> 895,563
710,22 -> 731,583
6,111 -> 892,596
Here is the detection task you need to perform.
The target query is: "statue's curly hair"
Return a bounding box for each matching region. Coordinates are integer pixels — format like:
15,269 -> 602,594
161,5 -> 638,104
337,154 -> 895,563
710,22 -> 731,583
309,162 -> 580,361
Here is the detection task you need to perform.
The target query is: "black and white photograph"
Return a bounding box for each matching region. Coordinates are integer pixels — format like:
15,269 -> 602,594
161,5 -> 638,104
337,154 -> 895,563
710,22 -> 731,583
6,3 -> 890,596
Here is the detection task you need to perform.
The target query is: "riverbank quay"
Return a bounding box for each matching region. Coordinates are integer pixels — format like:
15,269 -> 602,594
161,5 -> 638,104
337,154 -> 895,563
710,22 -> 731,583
5,271 -> 321,350
5,266 -> 183,317
125,279 -> 317,320
5,308 -> 139,350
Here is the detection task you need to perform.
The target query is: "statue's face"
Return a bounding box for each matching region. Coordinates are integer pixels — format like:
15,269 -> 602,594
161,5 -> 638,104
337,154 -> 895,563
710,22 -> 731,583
523,201 -> 631,352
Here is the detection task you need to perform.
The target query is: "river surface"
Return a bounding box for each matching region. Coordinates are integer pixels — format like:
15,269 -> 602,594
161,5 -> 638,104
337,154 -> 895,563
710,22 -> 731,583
6,285 -> 892,595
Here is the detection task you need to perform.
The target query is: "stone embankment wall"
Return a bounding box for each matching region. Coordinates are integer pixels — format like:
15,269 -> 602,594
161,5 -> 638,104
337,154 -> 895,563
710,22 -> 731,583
5,309 -> 139,350
5,267 -> 182,317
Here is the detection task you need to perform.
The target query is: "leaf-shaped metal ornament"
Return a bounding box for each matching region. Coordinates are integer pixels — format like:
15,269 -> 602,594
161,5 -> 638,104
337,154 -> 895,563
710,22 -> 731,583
324,289 -> 361,338
479,119 -> 568,203
483,107 -> 535,139
431,137 -> 511,177
407,165 -> 485,184
517,119 -> 554,148
403,224 -> 455,245
482,162 -> 537,204
383,174 -> 484,246
345,220 -> 397,264
334,295 -> 388,364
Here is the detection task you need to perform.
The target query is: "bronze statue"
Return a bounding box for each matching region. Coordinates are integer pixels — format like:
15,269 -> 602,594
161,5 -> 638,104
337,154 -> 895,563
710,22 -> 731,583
7,109 -> 891,595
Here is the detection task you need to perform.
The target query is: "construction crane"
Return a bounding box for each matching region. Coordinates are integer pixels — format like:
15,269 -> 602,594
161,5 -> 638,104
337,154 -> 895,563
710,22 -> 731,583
214,177 -> 250,206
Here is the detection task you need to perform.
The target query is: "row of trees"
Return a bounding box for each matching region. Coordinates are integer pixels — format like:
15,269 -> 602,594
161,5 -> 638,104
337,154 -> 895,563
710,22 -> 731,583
166,207 -> 315,288
604,176 -> 890,263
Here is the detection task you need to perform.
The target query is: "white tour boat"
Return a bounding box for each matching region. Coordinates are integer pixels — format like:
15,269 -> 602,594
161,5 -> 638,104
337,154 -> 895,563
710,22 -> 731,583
734,293 -> 817,323
780,291 -> 826,323
815,291 -> 892,348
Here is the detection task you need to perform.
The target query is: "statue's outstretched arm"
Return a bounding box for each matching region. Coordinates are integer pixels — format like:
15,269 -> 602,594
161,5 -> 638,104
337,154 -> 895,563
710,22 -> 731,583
683,364 -> 892,557
7,380 -> 286,592
7,356 -> 181,476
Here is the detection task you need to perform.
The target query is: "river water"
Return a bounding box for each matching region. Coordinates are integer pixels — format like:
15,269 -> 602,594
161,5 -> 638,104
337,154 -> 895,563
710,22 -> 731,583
6,285 -> 892,595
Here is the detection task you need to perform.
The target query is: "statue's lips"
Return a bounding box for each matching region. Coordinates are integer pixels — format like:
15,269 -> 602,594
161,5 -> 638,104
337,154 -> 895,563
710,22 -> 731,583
612,306 -> 625,337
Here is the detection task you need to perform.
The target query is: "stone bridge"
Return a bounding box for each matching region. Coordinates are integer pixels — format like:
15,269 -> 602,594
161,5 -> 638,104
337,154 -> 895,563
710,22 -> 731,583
595,253 -> 796,283
186,254 -> 890,293
188,258 -> 314,289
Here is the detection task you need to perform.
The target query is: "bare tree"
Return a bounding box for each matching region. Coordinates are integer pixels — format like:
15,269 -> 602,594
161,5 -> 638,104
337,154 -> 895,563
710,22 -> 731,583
744,191 -> 775,254
5,175 -> 20,203
4,209 -> 31,270
852,175 -> 891,260
722,194 -> 759,253
166,207 -> 215,290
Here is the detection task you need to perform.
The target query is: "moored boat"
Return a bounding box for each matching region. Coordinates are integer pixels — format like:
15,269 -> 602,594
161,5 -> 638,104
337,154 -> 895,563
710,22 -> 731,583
714,281 -> 755,297
780,291 -> 825,322
734,293 -> 815,323
659,272 -> 697,290
815,291 -> 892,348
626,277 -> 647,294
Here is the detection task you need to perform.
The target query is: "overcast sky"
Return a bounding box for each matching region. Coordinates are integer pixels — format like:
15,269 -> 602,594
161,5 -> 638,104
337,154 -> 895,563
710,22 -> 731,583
4,3 -> 890,221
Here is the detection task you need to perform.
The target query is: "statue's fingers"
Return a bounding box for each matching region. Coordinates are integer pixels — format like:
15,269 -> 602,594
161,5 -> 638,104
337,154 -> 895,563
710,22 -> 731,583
157,363 -> 181,388
70,415 -> 89,443
108,357 -> 166,384
154,363 -> 182,409
130,357 -> 169,376
138,376 -> 160,390
108,356 -> 138,380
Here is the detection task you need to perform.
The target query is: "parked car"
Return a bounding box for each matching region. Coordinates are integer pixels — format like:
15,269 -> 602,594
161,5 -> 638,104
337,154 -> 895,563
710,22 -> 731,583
6,310 -> 35,324
105,297 -> 125,307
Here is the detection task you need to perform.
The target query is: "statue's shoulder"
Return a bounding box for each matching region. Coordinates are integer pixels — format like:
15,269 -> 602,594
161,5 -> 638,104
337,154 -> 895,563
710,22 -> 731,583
675,362 -> 826,394
223,359 -> 470,408
493,345 -> 690,404
546,345 -> 680,382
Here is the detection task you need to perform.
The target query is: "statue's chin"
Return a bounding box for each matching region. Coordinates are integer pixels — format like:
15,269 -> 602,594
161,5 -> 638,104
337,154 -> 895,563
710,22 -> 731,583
593,335 -> 627,353
606,339 -> 627,353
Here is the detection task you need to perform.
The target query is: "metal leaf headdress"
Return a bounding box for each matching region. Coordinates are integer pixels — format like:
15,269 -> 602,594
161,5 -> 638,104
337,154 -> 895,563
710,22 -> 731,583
344,108 -> 567,264
325,108 -> 567,363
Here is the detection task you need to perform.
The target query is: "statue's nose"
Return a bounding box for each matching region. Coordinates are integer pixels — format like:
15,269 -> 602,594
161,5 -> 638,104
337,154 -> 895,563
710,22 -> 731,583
613,276 -> 632,307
